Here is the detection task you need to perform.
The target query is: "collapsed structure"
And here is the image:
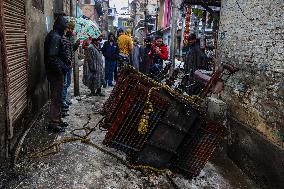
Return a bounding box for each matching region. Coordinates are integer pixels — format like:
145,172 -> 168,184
101,66 -> 229,178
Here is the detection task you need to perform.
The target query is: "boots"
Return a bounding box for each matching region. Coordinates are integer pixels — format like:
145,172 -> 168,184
48,122 -> 65,133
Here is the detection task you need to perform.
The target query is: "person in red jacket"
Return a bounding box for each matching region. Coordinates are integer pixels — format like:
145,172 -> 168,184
148,36 -> 168,75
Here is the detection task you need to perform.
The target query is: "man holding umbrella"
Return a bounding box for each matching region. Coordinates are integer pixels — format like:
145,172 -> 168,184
61,20 -> 80,115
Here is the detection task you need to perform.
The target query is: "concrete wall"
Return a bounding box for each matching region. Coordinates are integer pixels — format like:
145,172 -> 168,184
219,0 -> 284,187
219,0 -> 284,148
26,0 -> 72,113
26,0 -> 54,113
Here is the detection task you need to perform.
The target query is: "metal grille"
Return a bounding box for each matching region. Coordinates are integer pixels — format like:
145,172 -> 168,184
3,0 -> 28,124
103,72 -> 167,153
173,122 -> 226,178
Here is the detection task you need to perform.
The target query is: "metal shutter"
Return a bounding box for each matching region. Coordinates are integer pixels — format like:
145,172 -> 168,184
2,0 -> 28,129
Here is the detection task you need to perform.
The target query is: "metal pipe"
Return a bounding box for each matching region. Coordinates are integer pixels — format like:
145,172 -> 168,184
169,0 -> 177,73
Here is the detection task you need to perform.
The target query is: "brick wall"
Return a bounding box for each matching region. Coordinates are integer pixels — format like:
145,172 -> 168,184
219,0 -> 284,148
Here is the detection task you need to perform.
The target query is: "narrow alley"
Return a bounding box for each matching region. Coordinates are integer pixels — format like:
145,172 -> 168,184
0,0 -> 283,189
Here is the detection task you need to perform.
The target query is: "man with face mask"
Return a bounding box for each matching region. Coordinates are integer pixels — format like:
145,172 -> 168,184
101,32 -> 119,87
44,15 -> 70,132
61,20 -> 80,114
139,37 -> 152,74
184,34 -> 208,76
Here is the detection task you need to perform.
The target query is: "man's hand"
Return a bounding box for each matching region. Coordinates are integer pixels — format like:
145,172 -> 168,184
156,47 -> 161,54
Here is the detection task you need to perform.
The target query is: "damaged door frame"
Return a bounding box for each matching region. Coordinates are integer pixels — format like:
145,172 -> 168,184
0,0 -> 10,161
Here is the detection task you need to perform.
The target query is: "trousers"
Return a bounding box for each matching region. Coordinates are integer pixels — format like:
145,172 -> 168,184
62,68 -> 72,100
105,59 -> 116,85
47,74 -> 64,122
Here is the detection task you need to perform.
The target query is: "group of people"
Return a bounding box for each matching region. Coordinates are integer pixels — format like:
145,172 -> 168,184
82,28 -> 170,95
44,15 -> 168,132
44,14 -> 207,133
109,29 -> 170,77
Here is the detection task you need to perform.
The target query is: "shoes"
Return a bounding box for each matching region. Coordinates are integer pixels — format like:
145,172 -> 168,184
48,123 -> 65,133
62,102 -> 69,109
87,91 -> 96,96
95,92 -> 106,97
65,99 -> 72,106
95,88 -> 105,96
61,111 -> 69,118
62,107 -> 69,112
59,121 -> 69,127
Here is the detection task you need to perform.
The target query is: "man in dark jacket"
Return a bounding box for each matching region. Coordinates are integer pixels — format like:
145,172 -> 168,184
184,34 -> 208,76
101,32 -> 119,87
139,37 -> 152,74
44,15 -> 70,132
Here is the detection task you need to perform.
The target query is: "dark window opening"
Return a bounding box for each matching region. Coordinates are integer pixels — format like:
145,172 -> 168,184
32,0 -> 44,11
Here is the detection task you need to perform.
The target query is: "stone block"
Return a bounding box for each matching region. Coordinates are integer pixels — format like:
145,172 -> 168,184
206,97 -> 228,124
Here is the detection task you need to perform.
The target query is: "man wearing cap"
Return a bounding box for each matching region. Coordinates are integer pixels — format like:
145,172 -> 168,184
61,20 -> 80,115
184,34 -> 208,76
44,15 -> 70,132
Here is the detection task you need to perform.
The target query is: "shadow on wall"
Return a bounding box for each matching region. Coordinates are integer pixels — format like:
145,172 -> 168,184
227,118 -> 284,189
28,38 -> 48,114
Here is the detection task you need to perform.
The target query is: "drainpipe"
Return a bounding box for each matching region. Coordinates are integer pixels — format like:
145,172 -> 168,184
169,0 -> 177,73
155,0 -> 159,31
179,16 -> 185,58
73,0 -> 80,96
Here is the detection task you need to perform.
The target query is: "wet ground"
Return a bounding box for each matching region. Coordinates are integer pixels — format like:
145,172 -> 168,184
0,73 -> 259,189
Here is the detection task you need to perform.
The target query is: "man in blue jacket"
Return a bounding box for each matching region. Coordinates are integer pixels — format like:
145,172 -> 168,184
101,32 -> 119,87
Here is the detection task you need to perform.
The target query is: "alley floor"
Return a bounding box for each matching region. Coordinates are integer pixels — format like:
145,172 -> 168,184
0,75 -> 259,189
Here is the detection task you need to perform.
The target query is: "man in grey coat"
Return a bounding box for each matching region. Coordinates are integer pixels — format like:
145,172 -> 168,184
131,37 -> 140,70
87,36 -> 105,96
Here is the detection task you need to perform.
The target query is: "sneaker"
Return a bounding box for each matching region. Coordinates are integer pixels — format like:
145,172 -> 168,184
62,102 -> 69,109
62,107 -> 69,112
65,99 -> 72,106
59,121 -> 69,127
61,111 -> 70,118
87,92 -> 96,97
95,92 -> 106,97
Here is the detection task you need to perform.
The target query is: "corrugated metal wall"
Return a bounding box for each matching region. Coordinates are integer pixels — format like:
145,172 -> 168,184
2,0 -> 28,137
